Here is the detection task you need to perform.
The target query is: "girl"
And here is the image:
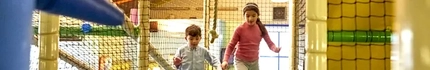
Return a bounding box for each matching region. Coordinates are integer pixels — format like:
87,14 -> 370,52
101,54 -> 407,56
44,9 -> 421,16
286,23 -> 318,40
221,2 -> 281,70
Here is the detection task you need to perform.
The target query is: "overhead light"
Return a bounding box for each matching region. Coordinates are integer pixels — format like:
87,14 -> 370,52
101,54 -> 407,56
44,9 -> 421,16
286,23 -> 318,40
272,0 -> 289,2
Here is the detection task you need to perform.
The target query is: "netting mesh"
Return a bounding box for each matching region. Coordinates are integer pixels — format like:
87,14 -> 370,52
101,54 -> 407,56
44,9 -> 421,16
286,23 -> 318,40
30,45 -> 82,70
326,0 -> 393,70
31,9 -> 140,70
293,0 -> 306,70
30,0 -> 224,70
216,0 -> 289,70
31,1 -> 140,69
30,0 -> 291,70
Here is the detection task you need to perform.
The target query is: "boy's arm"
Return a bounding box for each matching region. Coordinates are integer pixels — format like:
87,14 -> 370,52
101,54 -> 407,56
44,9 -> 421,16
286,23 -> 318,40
173,48 -> 182,68
203,49 -> 222,70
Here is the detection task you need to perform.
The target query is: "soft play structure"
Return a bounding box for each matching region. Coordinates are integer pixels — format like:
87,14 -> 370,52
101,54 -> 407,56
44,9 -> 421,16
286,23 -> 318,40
14,0 -> 430,70
291,0 -> 394,70
0,0 -> 124,70
31,12 -> 226,70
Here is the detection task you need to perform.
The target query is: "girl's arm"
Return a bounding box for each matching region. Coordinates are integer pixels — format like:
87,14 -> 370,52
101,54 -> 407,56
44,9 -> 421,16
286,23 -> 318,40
262,30 -> 279,53
223,27 -> 241,62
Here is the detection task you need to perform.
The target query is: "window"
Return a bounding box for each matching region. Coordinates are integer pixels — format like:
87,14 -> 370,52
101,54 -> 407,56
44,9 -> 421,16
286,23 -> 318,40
273,7 -> 287,20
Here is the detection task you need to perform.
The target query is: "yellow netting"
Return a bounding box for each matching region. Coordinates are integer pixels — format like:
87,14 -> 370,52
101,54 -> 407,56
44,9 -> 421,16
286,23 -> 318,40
293,0 -> 306,69
216,0 -> 289,70
30,0 -> 214,70
326,0 -> 393,70
31,10 -> 141,70
30,0 -> 291,70
31,1 -> 150,70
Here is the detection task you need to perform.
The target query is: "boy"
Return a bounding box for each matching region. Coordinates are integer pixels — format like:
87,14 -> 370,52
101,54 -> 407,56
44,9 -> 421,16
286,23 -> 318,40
173,24 -> 222,70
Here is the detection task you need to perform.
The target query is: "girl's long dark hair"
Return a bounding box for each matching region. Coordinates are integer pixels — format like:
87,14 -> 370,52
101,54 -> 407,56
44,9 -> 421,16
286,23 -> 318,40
244,3 -> 267,37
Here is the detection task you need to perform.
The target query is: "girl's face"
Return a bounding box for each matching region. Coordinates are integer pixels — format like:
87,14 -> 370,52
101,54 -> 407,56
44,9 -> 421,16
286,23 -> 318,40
244,10 -> 259,25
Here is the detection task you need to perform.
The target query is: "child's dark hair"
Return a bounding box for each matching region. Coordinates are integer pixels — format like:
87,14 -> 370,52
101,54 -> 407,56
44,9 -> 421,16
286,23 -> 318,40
243,2 -> 267,37
185,24 -> 202,37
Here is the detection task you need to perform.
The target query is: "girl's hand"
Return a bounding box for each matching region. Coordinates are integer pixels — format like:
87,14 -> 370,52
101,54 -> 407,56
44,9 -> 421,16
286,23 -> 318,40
221,61 -> 229,70
274,47 -> 281,53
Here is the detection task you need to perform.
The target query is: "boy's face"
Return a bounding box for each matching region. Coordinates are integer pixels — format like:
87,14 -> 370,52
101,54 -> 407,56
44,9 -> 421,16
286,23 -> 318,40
186,36 -> 201,47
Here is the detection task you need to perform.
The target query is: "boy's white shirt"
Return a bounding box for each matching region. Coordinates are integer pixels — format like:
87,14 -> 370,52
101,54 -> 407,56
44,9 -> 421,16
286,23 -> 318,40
173,45 -> 222,70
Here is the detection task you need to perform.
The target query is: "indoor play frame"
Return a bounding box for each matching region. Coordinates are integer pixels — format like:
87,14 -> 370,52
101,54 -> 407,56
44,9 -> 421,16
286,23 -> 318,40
30,0 -> 295,70
31,0 -> 225,70
9,0 -> 430,70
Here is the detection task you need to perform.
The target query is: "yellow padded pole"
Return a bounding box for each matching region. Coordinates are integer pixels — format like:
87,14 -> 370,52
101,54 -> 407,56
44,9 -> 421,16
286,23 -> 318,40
305,0 -> 328,70
392,0 -> 430,70
138,0 -> 150,70
38,12 -> 60,70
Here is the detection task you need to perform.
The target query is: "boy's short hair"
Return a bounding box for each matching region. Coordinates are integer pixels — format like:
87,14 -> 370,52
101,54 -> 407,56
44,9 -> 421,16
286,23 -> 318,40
185,24 -> 201,37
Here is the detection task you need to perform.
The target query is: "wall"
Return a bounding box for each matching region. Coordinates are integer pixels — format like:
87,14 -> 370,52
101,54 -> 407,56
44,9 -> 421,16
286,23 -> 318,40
122,0 -> 290,48
150,0 -> 289,22
117,0 -> 289,22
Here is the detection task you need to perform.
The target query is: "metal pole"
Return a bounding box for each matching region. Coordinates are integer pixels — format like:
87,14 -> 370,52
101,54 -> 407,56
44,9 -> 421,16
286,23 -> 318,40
138,0 -> 150,70
38,11 -> 60,70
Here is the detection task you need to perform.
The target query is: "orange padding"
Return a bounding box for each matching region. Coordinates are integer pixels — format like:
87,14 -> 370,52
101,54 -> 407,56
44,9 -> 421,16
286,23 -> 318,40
114,0 -> 132,4
99,55 -> 110,70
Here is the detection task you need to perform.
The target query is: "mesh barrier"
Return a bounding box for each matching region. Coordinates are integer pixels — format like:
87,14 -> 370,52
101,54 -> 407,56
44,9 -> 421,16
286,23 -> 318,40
30,45 -> 83,70
139,0 -> 214,70
31,1 -> 142,69
30,0 -> 291,70
294,0 -> 306,70
31,11 -> 89,70
216,0 -> 289,70
326,0 -> 393,70
30,0 -> 222,70
31,10 -> 141,70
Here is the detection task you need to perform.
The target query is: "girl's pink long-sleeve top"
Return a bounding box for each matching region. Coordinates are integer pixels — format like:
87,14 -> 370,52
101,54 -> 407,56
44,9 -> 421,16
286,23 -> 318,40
223,22 -> 278,62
